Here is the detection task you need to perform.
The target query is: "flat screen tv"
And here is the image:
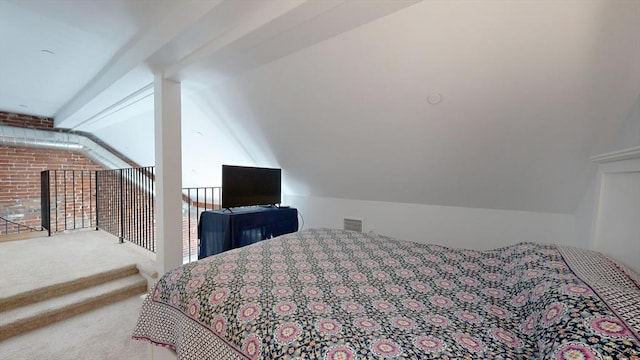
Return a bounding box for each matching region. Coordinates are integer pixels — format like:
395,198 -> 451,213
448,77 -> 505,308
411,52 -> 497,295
221,165 -> 281,209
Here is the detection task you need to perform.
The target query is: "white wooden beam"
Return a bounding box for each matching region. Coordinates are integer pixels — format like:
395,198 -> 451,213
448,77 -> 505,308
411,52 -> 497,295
154,74 -> 183,275
54,0 -> 223,129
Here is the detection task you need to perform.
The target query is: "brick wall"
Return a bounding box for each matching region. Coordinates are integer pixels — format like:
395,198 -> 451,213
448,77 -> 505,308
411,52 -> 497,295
0,146 -> 105,231
0,111 -> 54,130
2,141 -> 208,258
1,111 -> 208,259
0,110 -> 106,233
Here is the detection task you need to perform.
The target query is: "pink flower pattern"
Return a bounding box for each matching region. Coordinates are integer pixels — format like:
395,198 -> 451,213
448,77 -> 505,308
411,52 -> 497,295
308,301 -> 331,314
588,317 -> 630,338
402,299 -> 425,311
490,328 -> 522,347
430,295 -> 453,308
325,346 -> 355,360
553,343 -> 601,360
373,300 -> 396,313
187,299 -> 199,318
457,291 -> 479,303
211,315 -> 226,335
414,336 -> 446,353
391,316 -> 416,330
410,281 -> 432,293
274,301 -> 296,315
354,318 -> 380,331
238,303 -> 261,322
371,339 -> 402,357
209,288 -> 229,306
242,335 -> 261,360
341,301 -> 364,313
455,333 -> 485,353
275,322 -> 301,344
316,319 -> 341,335
541,302 -> 566,326
563,284 -> 594,297
456,311 -> 483,324
240,286 -> 261,298
425,314 -> 450,327
520,312 -> 538,335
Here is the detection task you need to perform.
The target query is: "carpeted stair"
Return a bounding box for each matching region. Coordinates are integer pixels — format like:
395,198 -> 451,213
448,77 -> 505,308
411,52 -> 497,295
0,264 -> 147,341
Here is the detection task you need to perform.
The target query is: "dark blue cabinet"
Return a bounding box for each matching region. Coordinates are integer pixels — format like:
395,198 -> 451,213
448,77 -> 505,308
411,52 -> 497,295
197,207 -> 298,259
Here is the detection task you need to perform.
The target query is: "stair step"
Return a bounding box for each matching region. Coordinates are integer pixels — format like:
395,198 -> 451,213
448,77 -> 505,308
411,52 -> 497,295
0,264 -> 140,312
0,230 -> 47,243
0,274 -> 147,341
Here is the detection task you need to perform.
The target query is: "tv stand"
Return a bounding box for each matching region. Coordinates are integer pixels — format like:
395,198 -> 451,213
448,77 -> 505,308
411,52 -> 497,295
198,207 -> 298,259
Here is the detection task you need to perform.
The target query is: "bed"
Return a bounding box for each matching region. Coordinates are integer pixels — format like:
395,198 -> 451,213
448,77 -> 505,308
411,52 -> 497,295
133,228 -> 640,359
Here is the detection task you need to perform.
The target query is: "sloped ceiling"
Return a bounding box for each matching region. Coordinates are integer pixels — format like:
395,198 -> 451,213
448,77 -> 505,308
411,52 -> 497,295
195,0 -> 640,214
1,0 -> 639,214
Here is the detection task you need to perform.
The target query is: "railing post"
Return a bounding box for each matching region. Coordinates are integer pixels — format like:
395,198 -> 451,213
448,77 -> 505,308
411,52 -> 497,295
188,188 -> 192,262
81,170 -> 84,229
63,170 -> 67,231
54,170 -> 58,233
72,170 -> 76,230
40,170 -> 51,236
119,168 -> 124,244
94,170 -> 99,231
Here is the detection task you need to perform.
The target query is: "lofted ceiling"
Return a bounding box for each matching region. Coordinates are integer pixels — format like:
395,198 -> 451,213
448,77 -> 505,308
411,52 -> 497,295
0,0 -> 639,214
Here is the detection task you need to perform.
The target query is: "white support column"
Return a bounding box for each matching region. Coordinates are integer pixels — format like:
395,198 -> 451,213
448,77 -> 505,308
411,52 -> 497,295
154,74 -> 183,275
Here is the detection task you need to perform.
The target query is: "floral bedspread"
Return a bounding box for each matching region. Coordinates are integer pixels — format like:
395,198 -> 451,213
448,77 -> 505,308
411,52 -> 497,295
133,228 -> 640,360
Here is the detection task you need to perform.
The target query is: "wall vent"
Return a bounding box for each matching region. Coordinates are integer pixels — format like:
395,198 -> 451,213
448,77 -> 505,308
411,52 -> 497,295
343,218 -> 363,232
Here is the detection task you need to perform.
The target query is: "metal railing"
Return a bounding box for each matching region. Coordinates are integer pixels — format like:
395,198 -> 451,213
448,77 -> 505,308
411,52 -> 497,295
40,169 -> 97,235
41,170 -> 50,234
95,166 -> 156,251
41,167 -> 222,259
1,216 -> 42,236
183,187 -> 221,262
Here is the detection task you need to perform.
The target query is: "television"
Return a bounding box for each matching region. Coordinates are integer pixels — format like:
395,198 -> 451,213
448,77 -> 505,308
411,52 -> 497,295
221,165 -> 281,209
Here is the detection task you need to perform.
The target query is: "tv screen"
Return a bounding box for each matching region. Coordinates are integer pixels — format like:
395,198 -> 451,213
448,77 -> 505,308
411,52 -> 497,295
222,165 -> 281,208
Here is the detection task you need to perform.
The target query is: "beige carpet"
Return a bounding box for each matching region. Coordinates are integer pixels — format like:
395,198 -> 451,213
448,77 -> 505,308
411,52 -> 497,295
0,294 -> 150,359
0,230 -> 157,358
0,229 -> 156,299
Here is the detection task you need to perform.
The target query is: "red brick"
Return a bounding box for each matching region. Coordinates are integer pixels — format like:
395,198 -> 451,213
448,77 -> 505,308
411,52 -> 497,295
0,111 -> 53,130
1,143 -> 105,230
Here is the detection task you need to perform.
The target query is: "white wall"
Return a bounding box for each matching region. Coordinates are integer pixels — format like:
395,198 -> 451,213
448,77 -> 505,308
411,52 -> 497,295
592,169 -> 640,272
285,194 -> 576,250
90,89 -> 259,188
574,177 -> 597,250
605,96 -> 640,153
574,158 -> 640,272
574,95 -> 639,235
91,108 -> 155,167
180,93 -> 257,188
573,95 -> 640,270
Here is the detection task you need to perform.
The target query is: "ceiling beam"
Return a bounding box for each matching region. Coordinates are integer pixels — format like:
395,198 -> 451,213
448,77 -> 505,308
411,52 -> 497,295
166,0 -> 422,84
54,0 -> 224,128
54,0 -> 421,130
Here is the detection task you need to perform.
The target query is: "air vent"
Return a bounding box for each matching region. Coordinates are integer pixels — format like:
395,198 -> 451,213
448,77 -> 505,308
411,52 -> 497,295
343,218 -> 363,232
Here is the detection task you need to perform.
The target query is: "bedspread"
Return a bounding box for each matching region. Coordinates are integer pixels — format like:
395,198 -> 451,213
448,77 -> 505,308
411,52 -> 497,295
133,228 -> 640,359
